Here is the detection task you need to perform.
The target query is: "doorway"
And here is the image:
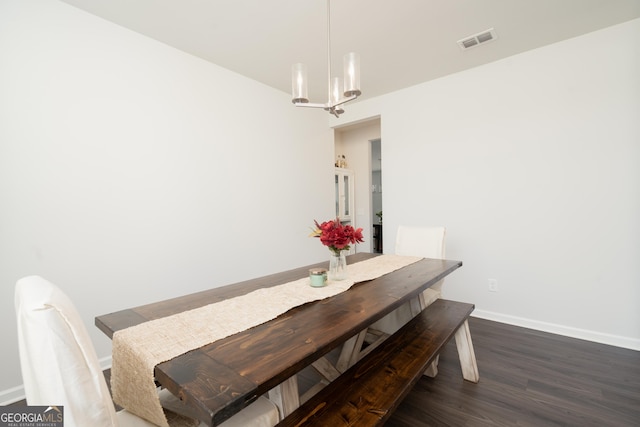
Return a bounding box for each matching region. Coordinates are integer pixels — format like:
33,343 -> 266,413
333,118 -> 381,253
371,138 -> 383,253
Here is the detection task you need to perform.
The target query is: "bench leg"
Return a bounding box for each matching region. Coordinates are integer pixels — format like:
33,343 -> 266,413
454,319 -> 479,383
269,375 -> 299,419
423,355 -> 439,377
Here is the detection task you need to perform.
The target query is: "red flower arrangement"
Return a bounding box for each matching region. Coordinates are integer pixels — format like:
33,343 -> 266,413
311,218 -> 364,255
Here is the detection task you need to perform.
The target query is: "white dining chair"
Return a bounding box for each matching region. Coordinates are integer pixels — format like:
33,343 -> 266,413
337,226 -> 447,373
395,225 -> 447,304
370,226 -> 446,332
15,276 -> 279,427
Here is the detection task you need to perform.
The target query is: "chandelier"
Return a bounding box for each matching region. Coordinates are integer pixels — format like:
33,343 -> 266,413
291,0 -> 361,117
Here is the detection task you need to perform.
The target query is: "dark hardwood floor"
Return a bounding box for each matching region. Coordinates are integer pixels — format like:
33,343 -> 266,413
10,318 -> 640,426
386,317 -> 640,426
295,317 -> 640,426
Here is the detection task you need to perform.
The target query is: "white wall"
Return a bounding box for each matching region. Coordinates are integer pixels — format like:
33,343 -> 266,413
0,0 -> 334,402
332,19 -> 640,350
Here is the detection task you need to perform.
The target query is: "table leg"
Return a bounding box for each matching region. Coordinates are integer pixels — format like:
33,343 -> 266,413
268,375 -> 299,419
409,295 -> 423,316
336,329 -> 367,372
415,294 -> 439,378
311,357 -> 341,382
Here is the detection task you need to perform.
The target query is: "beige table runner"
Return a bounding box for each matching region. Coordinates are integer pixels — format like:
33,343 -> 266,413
111,255 -> 422,426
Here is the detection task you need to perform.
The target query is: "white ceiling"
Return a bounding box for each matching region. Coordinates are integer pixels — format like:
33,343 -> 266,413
60,0 -> 640,104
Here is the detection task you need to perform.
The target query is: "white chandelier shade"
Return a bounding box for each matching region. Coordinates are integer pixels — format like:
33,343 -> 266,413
291,63 -> 308,104
343,52 -> 361,97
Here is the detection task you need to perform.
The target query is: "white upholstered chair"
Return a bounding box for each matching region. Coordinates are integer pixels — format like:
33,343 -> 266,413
395,225 -> 447,305
370,226 -> 446,335
15,276 -> 279,427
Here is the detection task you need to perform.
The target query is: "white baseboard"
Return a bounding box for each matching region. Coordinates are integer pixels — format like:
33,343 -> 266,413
0,385 -> 25,406
98,355 -> 113,372
472,309 -> 640,351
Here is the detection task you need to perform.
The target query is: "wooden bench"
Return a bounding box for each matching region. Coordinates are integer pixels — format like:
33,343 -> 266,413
276,299 -> 479,427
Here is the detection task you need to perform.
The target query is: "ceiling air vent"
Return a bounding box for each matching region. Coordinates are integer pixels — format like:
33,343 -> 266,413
457,28 -> 498,50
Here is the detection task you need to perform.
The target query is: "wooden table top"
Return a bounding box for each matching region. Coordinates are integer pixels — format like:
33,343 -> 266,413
96,253 -> 462,426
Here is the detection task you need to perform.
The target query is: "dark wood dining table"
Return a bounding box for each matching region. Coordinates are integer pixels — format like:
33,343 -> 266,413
95,253 -> 463,426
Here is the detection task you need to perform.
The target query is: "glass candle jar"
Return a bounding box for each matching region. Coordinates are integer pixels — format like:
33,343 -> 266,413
309,268 -> 327,287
